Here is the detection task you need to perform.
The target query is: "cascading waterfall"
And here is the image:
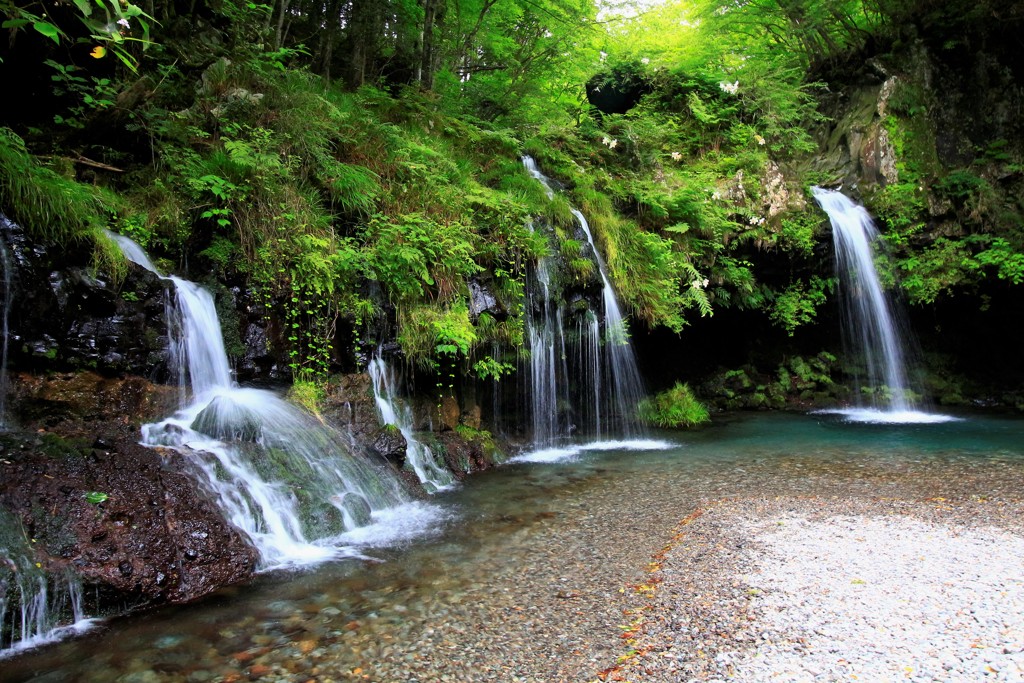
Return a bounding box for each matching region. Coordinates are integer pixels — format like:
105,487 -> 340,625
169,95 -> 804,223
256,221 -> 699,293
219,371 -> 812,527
108,232 -> 411,569
573,208 -> 647,436
525,240 -> 565,445
519,157 -> 647,444
812,188 -> 954,424
368,353 -> 455,493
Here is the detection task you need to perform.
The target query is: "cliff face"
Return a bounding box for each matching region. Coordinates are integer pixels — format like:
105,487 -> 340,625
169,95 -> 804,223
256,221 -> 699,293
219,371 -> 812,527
809,39 -> 1024,401
1,215 -> 169,382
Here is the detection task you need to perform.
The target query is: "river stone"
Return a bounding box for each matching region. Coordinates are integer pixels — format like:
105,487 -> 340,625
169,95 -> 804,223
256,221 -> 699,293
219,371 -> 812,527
372,426 -> 407,466
0,429 -> 257,609
336,492 -> 373,528
191,395 -> 262,442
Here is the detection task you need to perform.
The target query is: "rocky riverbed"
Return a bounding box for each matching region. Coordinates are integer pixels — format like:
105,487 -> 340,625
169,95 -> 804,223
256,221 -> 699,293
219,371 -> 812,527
6,413 -> 1024,682
607,496 -> 1024,683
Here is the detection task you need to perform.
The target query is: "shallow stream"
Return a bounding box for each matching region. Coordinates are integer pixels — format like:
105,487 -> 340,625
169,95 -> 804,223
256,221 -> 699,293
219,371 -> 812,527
6,411 -> 1024,682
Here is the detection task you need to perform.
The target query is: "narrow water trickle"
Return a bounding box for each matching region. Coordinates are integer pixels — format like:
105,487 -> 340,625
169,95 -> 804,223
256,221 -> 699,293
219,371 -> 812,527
519,157 -> 647,446
369,352 -> 455,493
812,188 -> 955,424
107,232 -> 415,569
0,510 -> 97,658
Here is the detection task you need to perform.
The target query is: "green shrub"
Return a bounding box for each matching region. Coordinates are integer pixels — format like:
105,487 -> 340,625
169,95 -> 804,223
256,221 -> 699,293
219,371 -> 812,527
637,382 -> 710,428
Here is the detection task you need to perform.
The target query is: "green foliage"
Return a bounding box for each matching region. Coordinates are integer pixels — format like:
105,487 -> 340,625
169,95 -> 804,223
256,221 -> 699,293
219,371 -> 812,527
45,60 -> 118,129
363,212 -> 482,303
936,170 -> 986,201
769,276 -> 831,335
871,182 -> 926,235
638,382 -> 710,428
0,128 -> 116,245
398,303 -> 477,369
472,356 -> 515,381
288,378 -> 327,416
2,0 -> 155,71
967,237 -> 1024,286
84,491 -> 109,504
897,237 -> 973,304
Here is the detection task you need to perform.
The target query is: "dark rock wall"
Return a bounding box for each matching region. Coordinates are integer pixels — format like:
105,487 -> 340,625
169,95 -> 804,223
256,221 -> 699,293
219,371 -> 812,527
1,215 -> 169,380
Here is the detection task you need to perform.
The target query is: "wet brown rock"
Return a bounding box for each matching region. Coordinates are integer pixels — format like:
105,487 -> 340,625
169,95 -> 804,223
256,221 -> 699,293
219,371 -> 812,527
9,371 -> 174,433
435,430 -> 501,478
438,395 -> 460,431
0,428 -> 257,608
371,426 -> 407,467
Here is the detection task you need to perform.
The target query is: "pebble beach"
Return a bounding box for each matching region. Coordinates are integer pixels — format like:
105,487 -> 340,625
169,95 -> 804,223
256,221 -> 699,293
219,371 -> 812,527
609,496 -> 1024,683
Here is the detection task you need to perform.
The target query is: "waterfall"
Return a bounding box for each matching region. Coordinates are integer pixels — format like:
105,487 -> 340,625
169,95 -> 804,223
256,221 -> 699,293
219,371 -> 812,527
368,353 -> 455,493
108,232 -> 412,569
0,511 -> 97,657
573,208 -> 647,436
525,242 -> 564,445
519,157 -> 647,444
812,188 -> 955,424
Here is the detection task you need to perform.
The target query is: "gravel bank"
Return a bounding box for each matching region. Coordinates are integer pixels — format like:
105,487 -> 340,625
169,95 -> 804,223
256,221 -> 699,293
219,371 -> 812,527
610,497 -> 1024,682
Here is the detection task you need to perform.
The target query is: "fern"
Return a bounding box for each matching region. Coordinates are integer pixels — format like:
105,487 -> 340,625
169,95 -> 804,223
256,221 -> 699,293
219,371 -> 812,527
638,382 -> 710,428
325,161 -> 380,215
0,128 -> 115,244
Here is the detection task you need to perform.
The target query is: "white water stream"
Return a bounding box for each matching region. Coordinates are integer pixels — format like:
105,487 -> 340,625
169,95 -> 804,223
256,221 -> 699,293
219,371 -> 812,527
368,353 -> 455,493
519,157 -> 647,445
108,232 -> 416,569
812,189 -> 956,424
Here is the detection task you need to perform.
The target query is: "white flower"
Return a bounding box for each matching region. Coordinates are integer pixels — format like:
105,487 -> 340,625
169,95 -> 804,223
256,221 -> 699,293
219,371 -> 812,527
754,134 -> 765,146
719,80 -> 739,95
711,191 -> 722,200
641,57 -> 650,65
602,136 -> 612,147
117,17 -> 130,28
670,151 -> 682,161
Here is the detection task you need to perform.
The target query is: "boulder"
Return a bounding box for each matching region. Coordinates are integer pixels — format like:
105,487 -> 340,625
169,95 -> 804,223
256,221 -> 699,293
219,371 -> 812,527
0,429 -> 257,608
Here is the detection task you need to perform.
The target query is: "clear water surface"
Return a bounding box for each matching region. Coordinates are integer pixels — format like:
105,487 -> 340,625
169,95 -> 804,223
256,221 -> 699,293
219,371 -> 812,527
5,411 -> 1024,681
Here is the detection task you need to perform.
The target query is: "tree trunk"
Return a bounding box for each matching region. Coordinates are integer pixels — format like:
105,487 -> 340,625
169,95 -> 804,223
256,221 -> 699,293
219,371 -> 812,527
419,0 -> 438,89
274,0 -> 291,50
